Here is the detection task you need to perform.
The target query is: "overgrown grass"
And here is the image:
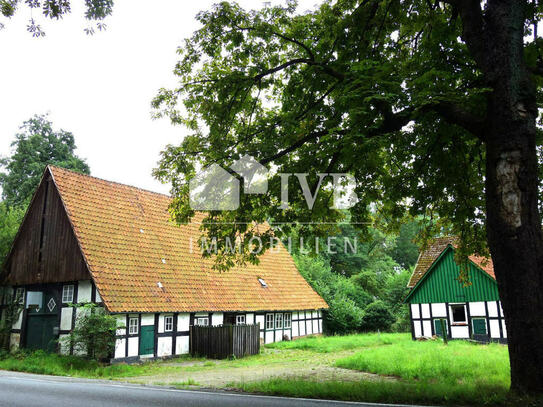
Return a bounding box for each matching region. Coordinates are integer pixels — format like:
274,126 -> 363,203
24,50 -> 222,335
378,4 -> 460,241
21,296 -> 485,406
265,332 -> 408,353
235,337 -> 516,406
0,350 -> 181,379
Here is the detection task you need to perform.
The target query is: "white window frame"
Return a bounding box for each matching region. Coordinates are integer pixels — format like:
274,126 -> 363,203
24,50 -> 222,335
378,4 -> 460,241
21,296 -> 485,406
236,314 -> 246,325
265,313 -> 274,330
449,304 -> 468,325
62,285 -> 74,303
195,317 -> 209,326
275,313 -> 283,329
128,317 -> 139,335
164,315 -> 173,332
283,313 -> 291,329
15,288 -> 25,305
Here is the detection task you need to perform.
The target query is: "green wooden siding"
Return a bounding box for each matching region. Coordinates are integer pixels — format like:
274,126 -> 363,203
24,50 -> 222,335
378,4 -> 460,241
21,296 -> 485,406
407,247 -> 499,304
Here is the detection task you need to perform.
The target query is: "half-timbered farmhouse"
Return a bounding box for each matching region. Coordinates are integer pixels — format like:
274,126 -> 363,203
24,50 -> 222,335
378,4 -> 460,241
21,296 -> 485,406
0,166 -> 327,360
405,237 -> 507,343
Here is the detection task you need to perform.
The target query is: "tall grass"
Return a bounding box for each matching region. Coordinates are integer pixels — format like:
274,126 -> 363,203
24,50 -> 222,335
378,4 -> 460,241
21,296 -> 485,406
266,332 -> 408,353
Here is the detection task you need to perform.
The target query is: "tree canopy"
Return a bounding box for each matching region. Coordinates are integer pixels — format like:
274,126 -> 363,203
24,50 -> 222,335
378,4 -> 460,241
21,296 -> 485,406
0,115 -> 90,208
152,0 -> 543,394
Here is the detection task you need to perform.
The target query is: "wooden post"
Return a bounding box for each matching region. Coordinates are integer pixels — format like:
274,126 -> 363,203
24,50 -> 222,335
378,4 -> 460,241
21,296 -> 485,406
440,318 -> 448,345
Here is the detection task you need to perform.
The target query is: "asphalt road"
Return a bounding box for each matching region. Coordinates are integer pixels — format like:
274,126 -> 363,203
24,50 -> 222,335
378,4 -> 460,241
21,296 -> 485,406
0,370 -> 426,407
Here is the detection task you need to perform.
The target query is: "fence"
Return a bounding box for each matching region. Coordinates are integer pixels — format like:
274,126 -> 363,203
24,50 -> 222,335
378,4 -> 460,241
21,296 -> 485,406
190,324 -> 260,359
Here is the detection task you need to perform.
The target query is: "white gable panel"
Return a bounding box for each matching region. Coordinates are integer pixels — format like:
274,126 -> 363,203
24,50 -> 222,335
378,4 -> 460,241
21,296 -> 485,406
60,307 -> 73,331
431,303 -> 446,317
487,301 -> 498,317
141,314 -> 154,326
469,302 -> 486,316
421,304 -> 430,319
411,304 -> 420,319
176,336 -> 189,354
77,280 -> 92,303
246,313 -> 254,324
212,312 -> 223,326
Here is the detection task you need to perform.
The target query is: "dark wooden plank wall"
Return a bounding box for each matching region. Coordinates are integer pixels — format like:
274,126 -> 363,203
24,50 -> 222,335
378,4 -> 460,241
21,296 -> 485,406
190,324 -> 260,359
6,174 -> 90,285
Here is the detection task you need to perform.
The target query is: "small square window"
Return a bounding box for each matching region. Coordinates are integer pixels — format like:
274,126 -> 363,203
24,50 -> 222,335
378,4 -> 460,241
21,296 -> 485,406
62,285 -> 74,303
284,313 -> 291,329
450,304 -> 467,324
275,313 -> 283,329
236,315 -> 246,325
196,317 -> 209,326
129,317 -> 139,335
15,288 -> 25,305
265,313 -> 274,330
164,315 -> 173,332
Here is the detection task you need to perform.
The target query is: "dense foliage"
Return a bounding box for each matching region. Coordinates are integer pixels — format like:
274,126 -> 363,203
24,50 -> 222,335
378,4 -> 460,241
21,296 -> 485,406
63,303 -> 117,361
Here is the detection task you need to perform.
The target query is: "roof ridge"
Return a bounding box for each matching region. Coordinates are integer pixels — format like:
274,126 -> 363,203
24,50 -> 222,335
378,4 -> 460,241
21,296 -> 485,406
47,164 -> 172,199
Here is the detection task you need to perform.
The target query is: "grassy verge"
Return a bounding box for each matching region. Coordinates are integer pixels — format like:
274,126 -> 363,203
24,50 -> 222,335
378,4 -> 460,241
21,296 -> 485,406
0,350 -> 182,379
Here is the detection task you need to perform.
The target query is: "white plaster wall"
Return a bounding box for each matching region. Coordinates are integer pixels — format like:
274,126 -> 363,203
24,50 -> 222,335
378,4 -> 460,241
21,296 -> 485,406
157,337 -> 173,357
12,310 -> 22,330
292,311 -> 299,321
489,319 -> 501,338
292,322 -> 299,337
178,313 -> 190,331
176,336 -> 189,354
60,307 -> 73,331
501,320 -> 507,338
115,338 -> 126,359
274,332 -> 283,342
431,303 -> 447,317
95,289 -> 101,303
212,312 -> 223,326
255,314 -> 264,328
413,320 -> 422,338
141,314 -> 154,326
127,337 -> 139,357
451,325 -> 469,338
411,304 -> 420,319
487,301 -> 498,317
59,334 -> 70,355
469,302 -> 486,316
158,314 -> 165,333
421,304 -> 430,319
246,313 -> 254,324
312,319 -> 319,334
115,314 -> 126,336
77,280 -> 92,303
265,331 -> 274,344
312,311 -> 318,318
299,321 -> 306,336
422,320 -> 432,337
10,333 -> 20,350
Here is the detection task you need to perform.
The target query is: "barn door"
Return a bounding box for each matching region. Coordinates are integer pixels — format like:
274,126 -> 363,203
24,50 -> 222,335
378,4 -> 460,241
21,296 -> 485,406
24,289 -> 59,352
139,325 -> 154,356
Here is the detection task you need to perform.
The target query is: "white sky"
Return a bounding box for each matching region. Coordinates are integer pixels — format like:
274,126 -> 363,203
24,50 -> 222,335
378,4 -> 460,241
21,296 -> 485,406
0,0 -> 320,196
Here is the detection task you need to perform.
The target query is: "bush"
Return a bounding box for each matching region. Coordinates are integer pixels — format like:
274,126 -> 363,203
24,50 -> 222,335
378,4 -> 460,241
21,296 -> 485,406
62,303 -> 118,361
324,296 -> 364,334
361,301 -> 395,332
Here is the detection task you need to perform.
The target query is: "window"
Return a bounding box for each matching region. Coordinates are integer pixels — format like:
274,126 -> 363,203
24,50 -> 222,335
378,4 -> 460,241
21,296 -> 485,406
236,315 -> 246,325
62,285 -> 74,303
284,313 -> 291,329
15,288 -> 25,305
275,313 -> 283,329
450,304 -> 467,324
164,315 -> 173,332
195,317 -> 209,326
265,313 -> 274,330
128,317 -> 139,335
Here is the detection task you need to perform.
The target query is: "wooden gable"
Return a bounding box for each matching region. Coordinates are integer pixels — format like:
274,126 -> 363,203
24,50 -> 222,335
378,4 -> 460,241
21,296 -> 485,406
3,168 -> 90,285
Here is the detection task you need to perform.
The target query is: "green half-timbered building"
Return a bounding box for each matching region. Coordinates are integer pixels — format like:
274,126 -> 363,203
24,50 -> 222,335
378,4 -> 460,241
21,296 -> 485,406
405,237 -> 507,343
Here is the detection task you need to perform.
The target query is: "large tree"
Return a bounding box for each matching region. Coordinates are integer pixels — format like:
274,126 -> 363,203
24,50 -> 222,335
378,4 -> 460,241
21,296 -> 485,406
153,0 -> 543,395
0,114 -> 90,207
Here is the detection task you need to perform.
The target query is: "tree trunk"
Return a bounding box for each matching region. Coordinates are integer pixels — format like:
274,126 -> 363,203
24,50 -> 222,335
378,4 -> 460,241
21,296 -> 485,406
484,1 -> 543,394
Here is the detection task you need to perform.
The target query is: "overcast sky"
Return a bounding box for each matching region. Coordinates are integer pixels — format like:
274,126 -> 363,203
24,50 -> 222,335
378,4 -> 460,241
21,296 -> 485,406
0,0 -> 320,196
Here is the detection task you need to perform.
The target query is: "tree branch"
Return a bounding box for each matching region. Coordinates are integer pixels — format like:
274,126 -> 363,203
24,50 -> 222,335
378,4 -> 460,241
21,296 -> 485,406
423,101 -> 486,139
253,58 -> 344,81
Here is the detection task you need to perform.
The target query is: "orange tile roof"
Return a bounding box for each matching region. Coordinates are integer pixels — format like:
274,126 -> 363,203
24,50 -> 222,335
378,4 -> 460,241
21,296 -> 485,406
407,236 -> 495,288
48,166 -> 328,313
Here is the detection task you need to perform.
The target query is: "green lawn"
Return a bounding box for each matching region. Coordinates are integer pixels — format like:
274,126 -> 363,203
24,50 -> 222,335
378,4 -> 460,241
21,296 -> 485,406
1,334 -> 537,406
